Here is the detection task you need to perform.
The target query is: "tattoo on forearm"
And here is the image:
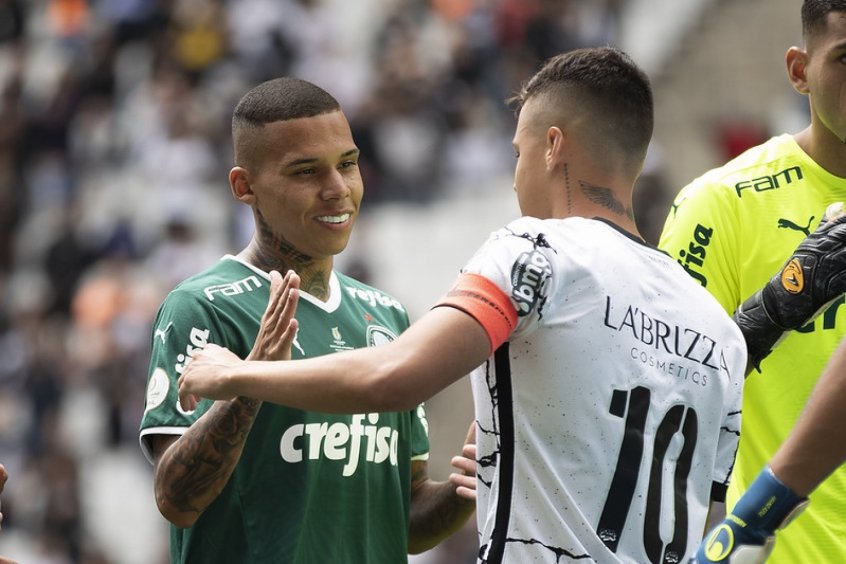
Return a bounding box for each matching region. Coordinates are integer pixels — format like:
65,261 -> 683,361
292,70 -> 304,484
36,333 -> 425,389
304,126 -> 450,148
580,181 -> 634,218
161,398 -> 261,514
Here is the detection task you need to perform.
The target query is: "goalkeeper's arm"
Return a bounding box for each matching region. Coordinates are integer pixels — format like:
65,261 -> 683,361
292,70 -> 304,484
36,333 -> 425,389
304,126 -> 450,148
734,203 -> 846,373
691,335 -> 846,563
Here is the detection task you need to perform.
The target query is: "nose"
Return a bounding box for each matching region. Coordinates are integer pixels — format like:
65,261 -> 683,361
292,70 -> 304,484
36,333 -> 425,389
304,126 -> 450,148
322,168 -> 351,200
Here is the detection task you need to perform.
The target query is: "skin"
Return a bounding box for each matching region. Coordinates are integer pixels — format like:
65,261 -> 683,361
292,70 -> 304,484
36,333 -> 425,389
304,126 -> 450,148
151,110 -> 475,551
788,11 -> 846,177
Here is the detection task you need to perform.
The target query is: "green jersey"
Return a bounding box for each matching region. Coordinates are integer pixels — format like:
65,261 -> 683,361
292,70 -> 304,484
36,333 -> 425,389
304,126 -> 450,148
139,256 -> 429,563
658,134 -> 846,563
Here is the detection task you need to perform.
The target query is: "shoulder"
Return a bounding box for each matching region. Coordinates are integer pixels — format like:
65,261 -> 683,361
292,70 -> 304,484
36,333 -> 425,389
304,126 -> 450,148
160,257 -> 265,309
679,135 -> 800,198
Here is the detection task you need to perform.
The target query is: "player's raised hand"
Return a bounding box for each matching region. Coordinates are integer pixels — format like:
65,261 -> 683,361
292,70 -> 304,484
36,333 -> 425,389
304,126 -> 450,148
735,202 -> 846,371
449,422 -> 477,501
690,467 -> 807,564
248,269 -> 300,361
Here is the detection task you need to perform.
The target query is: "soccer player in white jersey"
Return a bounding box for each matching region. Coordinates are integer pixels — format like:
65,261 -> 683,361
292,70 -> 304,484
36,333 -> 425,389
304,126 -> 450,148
139,77 -> 476,563
659,2 -> 846,561
178,47 -> 748,563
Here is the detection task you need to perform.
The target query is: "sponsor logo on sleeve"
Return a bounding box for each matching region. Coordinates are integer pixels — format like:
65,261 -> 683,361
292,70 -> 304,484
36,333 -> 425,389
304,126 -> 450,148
734,165 -> 803,198
145,368 -> 170,412
510,249 -> 552,317
677,223 -> 713,287
174,327 -> 210,375
203,275 -> 263,301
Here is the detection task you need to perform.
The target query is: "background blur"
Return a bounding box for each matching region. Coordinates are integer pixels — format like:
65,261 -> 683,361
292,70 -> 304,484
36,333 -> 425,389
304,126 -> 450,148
0,0 -> 808,562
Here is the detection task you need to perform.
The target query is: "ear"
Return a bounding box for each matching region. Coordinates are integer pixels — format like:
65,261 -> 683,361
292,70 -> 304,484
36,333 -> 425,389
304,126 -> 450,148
545,126 -> 566,170
785,46 -> 810,95
229,166 -> 255,204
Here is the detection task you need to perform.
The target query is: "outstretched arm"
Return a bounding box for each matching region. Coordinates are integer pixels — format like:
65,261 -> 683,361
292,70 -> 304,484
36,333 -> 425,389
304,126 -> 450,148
692,336 -> 846,563
178,291 -> 492,414
153,271 -> 300,528
734,203 -> 846,374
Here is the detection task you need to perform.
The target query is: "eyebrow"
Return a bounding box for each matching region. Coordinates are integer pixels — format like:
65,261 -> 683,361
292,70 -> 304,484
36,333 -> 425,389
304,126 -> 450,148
285,148 -> 360,168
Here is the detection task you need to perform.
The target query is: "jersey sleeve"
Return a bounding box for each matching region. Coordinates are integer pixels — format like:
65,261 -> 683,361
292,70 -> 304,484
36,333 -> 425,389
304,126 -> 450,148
409,404 -> 430,461
658,177 -> 742,314
435,218 -> 554,349
138,289 -> 229,463
435,273 -> 518,352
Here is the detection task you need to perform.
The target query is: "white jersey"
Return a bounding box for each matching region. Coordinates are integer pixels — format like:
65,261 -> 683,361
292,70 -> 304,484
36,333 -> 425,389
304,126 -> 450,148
439,216 -> 745,564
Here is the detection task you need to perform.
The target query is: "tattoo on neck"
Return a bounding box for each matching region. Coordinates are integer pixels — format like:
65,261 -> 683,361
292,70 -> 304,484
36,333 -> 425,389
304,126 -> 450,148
255,211 -> 312,265
300,270 -> 330,300
579,181 -> 633,218
564,163 -> 573,215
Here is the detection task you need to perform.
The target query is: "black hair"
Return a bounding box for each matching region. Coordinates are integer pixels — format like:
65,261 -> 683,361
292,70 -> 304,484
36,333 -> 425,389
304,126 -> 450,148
510,46 -> 654,163
802,0 -> 846,37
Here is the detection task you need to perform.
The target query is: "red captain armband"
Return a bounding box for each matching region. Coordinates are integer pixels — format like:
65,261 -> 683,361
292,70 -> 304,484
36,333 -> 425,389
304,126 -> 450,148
434,273 -> 518,353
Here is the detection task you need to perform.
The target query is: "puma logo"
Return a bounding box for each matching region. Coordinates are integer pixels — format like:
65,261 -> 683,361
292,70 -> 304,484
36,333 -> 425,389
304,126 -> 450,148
777,215 -> 814,236
154,322 -> 174,343
670,197 -> 686,218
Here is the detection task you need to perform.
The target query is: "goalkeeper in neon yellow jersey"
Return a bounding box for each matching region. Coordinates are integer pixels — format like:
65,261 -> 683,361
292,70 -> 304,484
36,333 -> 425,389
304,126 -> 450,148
659,1 -> 846,562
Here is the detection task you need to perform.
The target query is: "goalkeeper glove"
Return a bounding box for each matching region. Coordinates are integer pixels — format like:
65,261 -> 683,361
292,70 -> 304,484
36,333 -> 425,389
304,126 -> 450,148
734,203 -> 846,371
691,467 -> 808,564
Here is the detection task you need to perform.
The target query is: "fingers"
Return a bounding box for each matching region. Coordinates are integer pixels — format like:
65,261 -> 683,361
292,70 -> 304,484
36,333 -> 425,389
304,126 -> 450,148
824,201 -> 846,222
451,454 -> 476,476
250,270 -> 301,361
449,473 -> 477,501
177,369 -> 199,411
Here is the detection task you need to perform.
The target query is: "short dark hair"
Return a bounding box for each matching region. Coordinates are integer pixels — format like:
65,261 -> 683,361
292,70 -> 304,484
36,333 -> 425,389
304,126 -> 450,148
232,77 -> 341,167
510,47 -> 654,163
802,0 -> 846,37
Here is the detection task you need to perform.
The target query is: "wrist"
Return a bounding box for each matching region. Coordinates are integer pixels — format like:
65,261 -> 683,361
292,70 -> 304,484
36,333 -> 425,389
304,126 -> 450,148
730,466 -> 808,534
733,289 -> 787,371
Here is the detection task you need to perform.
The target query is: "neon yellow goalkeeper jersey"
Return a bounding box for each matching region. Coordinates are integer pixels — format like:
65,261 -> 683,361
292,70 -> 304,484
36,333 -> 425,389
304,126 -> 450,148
659,133 -> 846,564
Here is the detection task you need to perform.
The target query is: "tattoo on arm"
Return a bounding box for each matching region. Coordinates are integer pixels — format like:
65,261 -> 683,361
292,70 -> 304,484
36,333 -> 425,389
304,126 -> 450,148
158,397 -> 261,515
408,463 -> 474,551
580,180 -> 634,219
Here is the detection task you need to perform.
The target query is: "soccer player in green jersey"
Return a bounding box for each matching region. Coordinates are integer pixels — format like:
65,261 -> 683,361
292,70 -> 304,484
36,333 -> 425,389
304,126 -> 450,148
138,77 -> 475,563
659,1 -> 846,562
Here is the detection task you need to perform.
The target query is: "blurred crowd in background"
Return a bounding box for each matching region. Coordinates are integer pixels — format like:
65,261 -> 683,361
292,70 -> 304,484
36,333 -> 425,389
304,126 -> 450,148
0,0 -> 757,562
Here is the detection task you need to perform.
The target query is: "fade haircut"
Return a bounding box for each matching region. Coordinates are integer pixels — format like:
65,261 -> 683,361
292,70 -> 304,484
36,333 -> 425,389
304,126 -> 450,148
232,77 -> 341,168
509,46 -> 654,167
802,0 -> 846,38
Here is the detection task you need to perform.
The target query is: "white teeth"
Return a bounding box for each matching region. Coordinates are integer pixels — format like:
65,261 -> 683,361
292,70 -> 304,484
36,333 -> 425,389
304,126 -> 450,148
317,213 -> 350,224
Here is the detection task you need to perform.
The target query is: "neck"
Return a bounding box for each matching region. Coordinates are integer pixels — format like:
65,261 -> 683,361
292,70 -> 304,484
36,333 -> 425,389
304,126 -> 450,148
794,124 -> 846,179
551,166 -> 642,240
238,238 -> 333,300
